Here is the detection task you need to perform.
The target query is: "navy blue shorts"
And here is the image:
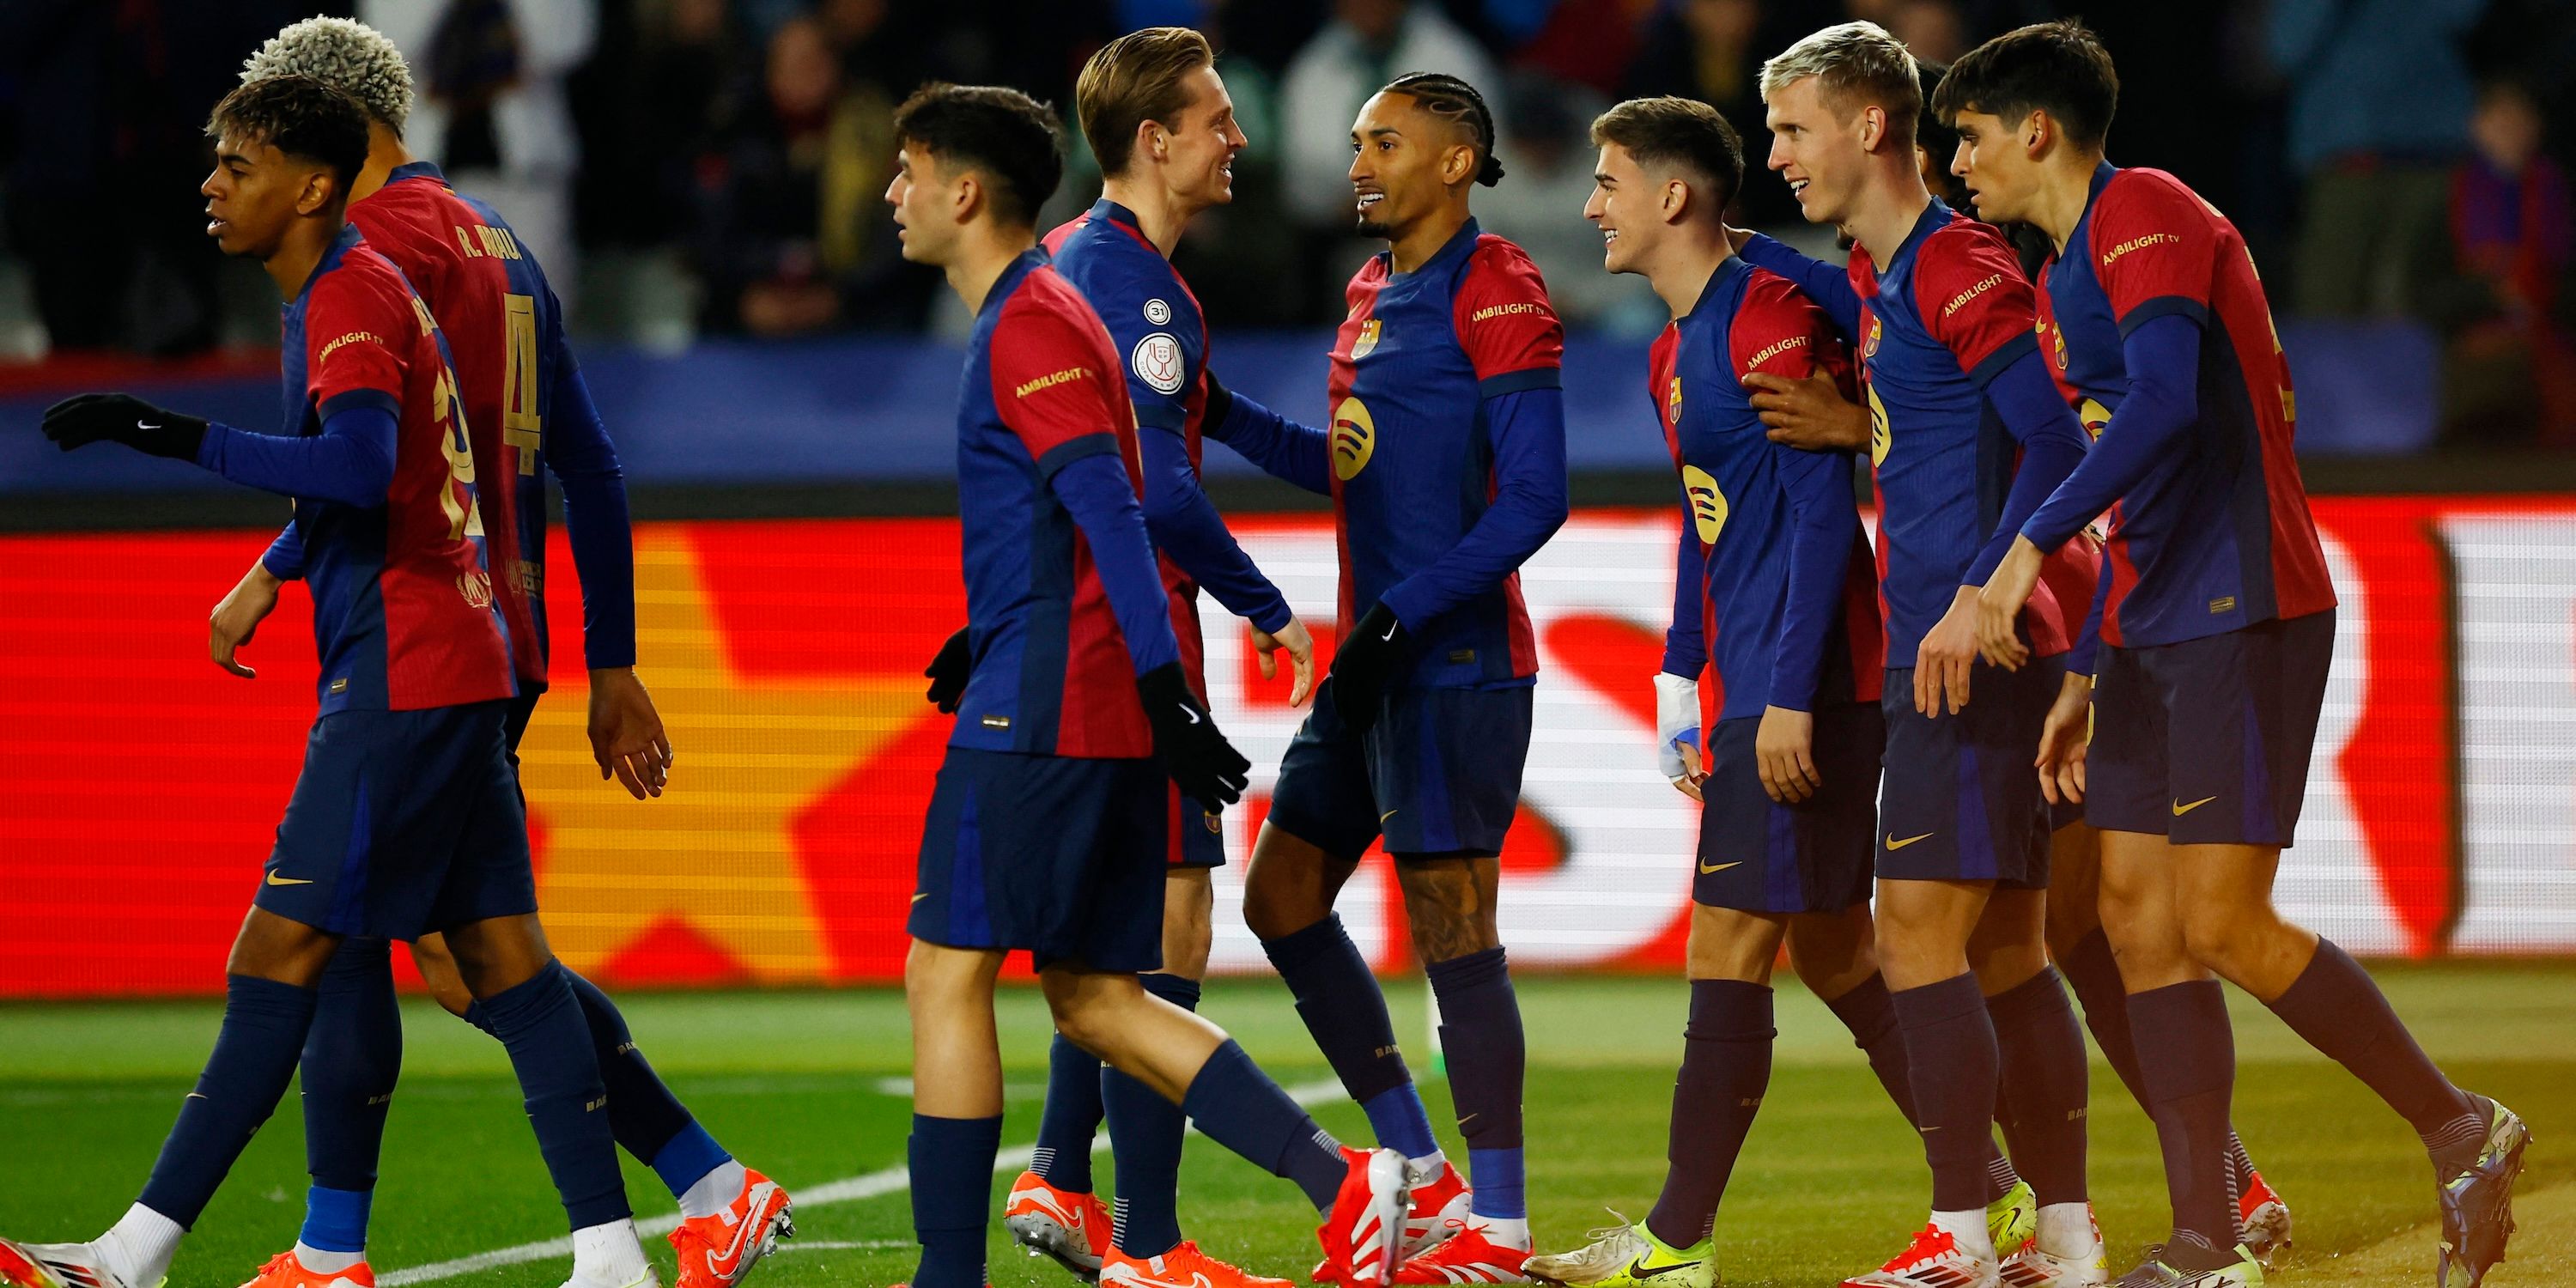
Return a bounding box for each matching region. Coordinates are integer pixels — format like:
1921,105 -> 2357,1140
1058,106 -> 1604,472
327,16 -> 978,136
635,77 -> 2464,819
1266,682 -> 1533,860
2087,610 -> 2335,848
1166,781 -> 1224,869
254,700 -> 537,941
2047,793 -> 2087,835
908,747 -> 1167,972
1878,656 -> 2063,887
1694,702 -> 1883,914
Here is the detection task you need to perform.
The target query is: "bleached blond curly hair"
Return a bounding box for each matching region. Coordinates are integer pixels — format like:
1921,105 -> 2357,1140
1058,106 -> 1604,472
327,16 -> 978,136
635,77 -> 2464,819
241,17 -> 414,136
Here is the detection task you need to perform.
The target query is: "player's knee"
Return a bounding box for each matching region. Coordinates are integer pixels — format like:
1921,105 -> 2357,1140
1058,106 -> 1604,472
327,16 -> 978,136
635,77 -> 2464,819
410,934 -> 476,1019
2180,912 -> 2257,975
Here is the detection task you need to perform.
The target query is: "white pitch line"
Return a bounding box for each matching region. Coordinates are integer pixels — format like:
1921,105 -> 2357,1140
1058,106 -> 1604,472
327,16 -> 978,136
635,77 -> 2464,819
379,1078 -> 1346,1286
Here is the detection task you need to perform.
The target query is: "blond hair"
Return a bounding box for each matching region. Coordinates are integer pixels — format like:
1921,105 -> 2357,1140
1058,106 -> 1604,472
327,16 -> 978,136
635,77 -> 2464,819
1759,21 -> 1920,151
241,17 -> 413,137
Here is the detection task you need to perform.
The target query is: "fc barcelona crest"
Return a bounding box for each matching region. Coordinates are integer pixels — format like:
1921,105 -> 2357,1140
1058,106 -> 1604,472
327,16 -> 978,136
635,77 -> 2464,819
1352,319 -> 1382,359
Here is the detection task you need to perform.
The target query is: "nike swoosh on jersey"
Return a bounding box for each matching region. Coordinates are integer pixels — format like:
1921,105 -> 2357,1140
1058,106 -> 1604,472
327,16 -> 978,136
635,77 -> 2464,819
2172,795 -> 2217,816
1886,832 -> 1935,850
1698,860 -> 1743,874
264,872 -> 314,886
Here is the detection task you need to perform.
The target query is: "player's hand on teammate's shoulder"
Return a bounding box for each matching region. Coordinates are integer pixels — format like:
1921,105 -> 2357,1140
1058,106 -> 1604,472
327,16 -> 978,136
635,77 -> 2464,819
1721,222 -> 1755,254
41,392 -> 208,460
1250,616 -> 1316,707
1747,371 -> 1869,453
924,627 -> 972,713
588,667 -> 672,800
1754,705 -> 1820,805
2035,670 -> 2093,806
1917,587 -> 1984,717
209,561 -> 283,679
1974,537 -> 2044,669
1137,661 -> 1251,811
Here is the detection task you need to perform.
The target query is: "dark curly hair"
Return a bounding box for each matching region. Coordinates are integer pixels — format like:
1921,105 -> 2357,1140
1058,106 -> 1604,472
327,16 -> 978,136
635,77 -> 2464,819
205,74 -> 373,196
892,82 -> 1066,228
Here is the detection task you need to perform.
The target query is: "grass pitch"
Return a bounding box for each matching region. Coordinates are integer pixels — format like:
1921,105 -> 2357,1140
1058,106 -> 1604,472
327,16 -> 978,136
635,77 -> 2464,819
2,966 -> 2571,1287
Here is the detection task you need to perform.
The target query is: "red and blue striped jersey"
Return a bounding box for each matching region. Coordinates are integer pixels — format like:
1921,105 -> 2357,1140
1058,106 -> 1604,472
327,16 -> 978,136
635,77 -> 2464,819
1845,200 -> 2073,665
950,252 -> 1161,759
1650,258 -> 1882,719
349,161 -> 631,683
1328,220 -> 1566,690
1044,199 -> 1294,694
2028,164 -> 2336,646
279,224 -> 513,714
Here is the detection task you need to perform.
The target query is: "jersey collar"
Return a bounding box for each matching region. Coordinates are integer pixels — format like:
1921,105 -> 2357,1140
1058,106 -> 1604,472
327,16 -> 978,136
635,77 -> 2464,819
1683,255 -> 1751,321
980,246 -> 1048,319
1884,197 -> 1952,280
289,222 -> 367,309
2057,160 -> 2122,270
386,160 -> 448,187
1382,216 -> 1482,278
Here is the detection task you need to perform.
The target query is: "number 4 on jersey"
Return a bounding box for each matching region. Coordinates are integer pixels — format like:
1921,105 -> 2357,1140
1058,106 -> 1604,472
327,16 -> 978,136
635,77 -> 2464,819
501,292 -> 542,473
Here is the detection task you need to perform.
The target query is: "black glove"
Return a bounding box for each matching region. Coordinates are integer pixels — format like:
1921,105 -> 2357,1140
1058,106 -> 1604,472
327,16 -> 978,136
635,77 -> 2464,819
1138,661 -> 1251,811
42,392 -> 209,461
1327,601 -> 1410,734
924,627 -> 971,713
1199,366 -> 1236,440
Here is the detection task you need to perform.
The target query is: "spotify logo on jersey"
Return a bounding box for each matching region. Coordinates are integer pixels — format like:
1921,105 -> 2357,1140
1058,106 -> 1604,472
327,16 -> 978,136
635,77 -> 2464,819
1332,397 -> 1376,480
1680,465 -> 1727,544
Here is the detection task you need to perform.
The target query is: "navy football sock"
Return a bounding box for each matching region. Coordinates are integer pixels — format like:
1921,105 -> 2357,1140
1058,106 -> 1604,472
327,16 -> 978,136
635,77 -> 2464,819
909,1114 -> 1002,1288
562,969 -> 708,1190
1891,973 -> 2003,1213
1425,947 -> 1526,1219
2263,939 -> 2476,1142
1181,1040 -> 1346,1211
1104,974 -> 1201,1257
477,961 -> 630,1230
1261,915 -> 1436,1158
1826,973 -> 2020,1200
2059,929 -> 2153,1112
299,939 -> 402,1249
1033,1034 -> 1105,1194
137,974 -> 320,1228
2129,981 -> 2238,1249
1985,967 -> 2089,1206
1644,980 -> 1772,1249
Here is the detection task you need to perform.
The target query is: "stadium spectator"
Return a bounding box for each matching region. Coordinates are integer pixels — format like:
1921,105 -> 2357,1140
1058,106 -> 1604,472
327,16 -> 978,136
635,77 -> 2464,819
358,0 -> 598,311
2441,78 -> 2576,446
683,14 -> 927,336
2268,0 -> 2490,319
1473,70 -> 1658,330
1620,0 -> 1807,228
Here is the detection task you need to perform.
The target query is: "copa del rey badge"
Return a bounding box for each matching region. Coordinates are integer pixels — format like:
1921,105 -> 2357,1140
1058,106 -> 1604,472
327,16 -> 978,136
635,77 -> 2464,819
1132,332 -> 1186,395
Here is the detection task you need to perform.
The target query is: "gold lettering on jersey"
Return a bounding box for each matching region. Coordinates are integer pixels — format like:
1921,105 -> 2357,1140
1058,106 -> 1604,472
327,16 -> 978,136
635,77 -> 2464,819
453,223 -> 525,259
1472,301 -> 1545,321
1013,366 -> 1093,398
317,331 -> 385,365
1746,334 -> 1810,371
2280,388 -> 2296,422
1943,273 -> 2005,318
2209,596 -> 2237,614
1680,465 -> 1728,544
1331,396 -> 1376,480
1352,318 -> 1382,359
2099,233 -> 2180,269
457,569 -> 495,610
410,295 -> 439,336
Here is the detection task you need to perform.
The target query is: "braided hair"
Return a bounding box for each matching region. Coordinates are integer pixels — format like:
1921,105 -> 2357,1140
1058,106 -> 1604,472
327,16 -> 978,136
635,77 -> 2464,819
1382,71 -> 1505,186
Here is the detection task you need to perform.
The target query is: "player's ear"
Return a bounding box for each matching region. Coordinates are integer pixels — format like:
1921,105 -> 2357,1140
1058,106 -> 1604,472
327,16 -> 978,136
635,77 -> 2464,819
1443,141 -> 1476,186
1856,105 -> 1884,153
295,167 -> 334,218
951,170 -> 982,224
1140,120 -> 1166,166
1662,176 -> 1689,224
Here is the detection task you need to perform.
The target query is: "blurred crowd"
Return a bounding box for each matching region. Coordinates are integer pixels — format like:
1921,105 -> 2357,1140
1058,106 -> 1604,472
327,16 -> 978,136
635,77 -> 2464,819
2,0 -> 2572,442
